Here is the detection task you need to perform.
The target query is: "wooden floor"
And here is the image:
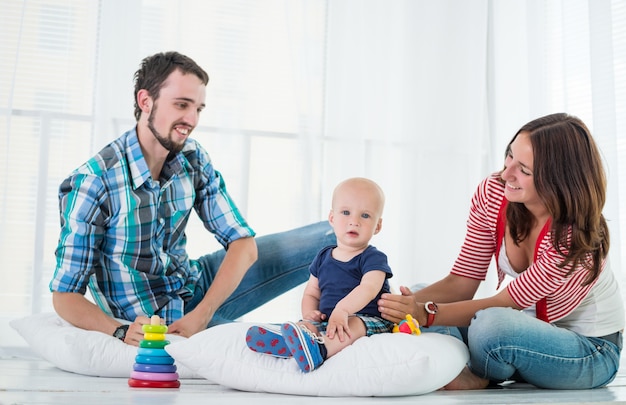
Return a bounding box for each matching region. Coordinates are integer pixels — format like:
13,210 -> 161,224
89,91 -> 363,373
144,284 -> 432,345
2,348 -> 626,404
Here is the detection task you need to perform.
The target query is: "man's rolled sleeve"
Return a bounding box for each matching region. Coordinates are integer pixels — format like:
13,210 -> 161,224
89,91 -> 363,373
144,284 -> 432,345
50,173 -> 104,294
194,157 -> 255,246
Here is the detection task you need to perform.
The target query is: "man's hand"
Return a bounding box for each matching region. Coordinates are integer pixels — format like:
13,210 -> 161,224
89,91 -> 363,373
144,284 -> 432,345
167,237 -> 257,338
122,316 -> 151,346
167,309 -> 211,338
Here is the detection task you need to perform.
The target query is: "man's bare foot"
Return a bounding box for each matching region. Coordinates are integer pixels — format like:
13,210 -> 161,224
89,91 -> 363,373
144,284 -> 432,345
443,366 -> 490,390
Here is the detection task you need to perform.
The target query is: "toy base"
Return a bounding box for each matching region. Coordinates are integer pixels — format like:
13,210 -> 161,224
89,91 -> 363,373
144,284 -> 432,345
130,371 -> 179,381
128,378 -> 180,389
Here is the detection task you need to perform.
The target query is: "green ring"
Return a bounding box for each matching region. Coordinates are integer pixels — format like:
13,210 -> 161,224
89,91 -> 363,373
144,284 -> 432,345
142,324 -> 168,334
139,339 -> 170,349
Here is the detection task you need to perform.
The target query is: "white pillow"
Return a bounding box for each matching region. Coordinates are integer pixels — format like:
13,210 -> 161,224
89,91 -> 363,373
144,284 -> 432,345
166,322 -> 469,397
9,313 -> 201,379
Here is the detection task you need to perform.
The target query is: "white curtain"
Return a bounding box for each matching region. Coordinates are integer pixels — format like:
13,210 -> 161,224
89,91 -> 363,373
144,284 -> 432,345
323,1 -> 493,291
1,0 -> 625,344
323,0 -> 626,297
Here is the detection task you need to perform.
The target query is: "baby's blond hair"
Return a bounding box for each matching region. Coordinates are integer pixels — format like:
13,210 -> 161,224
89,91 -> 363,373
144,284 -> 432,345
332,177 -> 385,216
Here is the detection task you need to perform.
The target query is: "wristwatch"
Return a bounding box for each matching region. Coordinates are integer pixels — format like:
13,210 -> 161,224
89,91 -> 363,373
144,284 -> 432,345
424,301 -> 438,328
113,324 -> 129,341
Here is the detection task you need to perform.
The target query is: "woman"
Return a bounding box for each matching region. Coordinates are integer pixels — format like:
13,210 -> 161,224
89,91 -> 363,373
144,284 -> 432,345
378,113 -> 624,389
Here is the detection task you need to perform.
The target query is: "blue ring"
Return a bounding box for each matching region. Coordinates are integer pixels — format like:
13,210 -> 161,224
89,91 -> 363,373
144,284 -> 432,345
135,355 -> 175,365
137,347 -> 170,357
133,363 -> 177,373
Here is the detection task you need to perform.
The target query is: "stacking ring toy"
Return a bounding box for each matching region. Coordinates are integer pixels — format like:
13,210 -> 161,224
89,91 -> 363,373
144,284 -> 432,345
135,355 -> 175,365
130,371 -> 179,381
143,332 -> 166,341
128,378 -> 180,389
129,315 -> 180,389
139,339 -> 170,349
142,324 -> 168,334
137,348 -> 170,357
133,363 -> 177,373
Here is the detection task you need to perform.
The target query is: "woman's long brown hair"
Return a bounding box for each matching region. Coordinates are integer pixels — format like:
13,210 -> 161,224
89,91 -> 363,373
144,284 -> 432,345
502,113 -> 609,285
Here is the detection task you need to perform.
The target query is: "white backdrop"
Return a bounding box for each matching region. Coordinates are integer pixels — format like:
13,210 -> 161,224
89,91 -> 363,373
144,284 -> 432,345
1,0 -> 625,342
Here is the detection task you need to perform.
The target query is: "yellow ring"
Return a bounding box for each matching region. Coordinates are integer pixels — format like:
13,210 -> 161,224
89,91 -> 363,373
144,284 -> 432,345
143,332 -> 166,341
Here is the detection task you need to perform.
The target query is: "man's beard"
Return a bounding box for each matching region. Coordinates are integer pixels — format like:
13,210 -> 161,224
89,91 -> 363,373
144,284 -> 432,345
147,105 -> 185,155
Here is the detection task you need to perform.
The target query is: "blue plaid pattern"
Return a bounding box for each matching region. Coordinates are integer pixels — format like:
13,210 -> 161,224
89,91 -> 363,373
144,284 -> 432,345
50,128 -> 254,323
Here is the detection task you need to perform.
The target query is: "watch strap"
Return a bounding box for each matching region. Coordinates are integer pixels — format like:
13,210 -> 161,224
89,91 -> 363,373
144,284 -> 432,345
425,312 -> 436,328
424,301 -> 438,328
114,324 -> 129,341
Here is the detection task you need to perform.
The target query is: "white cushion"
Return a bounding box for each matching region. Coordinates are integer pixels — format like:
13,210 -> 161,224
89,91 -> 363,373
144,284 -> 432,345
165,322 -> 469,396
10,313 -> 201,379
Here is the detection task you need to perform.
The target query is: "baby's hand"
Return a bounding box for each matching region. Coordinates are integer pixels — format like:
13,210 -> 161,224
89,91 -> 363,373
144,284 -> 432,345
302,310 -> 325,323
326,309 -> 351,342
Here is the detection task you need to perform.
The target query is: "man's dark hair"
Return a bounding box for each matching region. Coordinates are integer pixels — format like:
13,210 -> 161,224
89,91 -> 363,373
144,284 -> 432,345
133,51 -> 209,121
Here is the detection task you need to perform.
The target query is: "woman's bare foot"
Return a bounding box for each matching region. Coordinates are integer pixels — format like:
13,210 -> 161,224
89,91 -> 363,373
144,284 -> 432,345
443,366 -> 490,390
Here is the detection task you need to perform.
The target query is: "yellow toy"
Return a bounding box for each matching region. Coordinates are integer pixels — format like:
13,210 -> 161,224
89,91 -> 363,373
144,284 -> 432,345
392,314 -> 421,335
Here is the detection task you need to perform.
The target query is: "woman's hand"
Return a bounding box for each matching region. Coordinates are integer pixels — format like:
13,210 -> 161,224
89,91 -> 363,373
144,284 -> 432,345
378,286 -> 420,324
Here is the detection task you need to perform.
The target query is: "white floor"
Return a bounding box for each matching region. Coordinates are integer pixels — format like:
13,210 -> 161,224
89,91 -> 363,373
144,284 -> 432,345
2,347 -> 626,405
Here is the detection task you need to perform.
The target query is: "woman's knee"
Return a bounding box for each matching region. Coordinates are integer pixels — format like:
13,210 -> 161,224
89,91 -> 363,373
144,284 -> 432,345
465,307 -> 524,380
468,307 -> 522,344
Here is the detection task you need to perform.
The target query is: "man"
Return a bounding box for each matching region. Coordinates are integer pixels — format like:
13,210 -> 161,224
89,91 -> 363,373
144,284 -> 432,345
50,51 -> 334,346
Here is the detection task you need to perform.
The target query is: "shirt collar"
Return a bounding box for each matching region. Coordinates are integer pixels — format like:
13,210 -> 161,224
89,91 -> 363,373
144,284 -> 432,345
124,128 -> 151,190
124,127 -> 187,189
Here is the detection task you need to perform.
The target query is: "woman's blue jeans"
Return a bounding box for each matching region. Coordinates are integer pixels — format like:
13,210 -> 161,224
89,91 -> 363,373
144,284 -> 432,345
186,221 -> 335,327
427,307 -> 622,389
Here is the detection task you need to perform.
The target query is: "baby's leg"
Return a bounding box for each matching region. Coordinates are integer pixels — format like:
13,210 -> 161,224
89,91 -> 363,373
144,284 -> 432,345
323,316 -> 366,358
298,320 -> 321,335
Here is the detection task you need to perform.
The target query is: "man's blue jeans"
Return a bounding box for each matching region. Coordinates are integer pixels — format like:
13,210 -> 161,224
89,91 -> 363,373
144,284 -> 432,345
427,307 -> 622,389
187,221 -> 335,327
